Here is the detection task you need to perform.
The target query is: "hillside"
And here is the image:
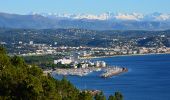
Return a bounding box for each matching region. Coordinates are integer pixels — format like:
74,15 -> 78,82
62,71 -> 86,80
0,47 -> 123,100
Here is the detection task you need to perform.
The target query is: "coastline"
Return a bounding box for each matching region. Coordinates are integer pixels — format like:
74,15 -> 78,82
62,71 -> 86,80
80,53 -> 170,60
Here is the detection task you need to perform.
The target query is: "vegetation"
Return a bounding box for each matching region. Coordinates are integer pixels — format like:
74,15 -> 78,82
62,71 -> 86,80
0,28 -> 170,51
0,46 -> 123,100
94,92 -> 106,100
108,92 -> 123,100
23,54 -> 64,69
23,55 -> 73,69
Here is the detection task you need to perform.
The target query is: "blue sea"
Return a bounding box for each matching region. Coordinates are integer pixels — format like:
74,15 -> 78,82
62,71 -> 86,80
53,54 -> 170,100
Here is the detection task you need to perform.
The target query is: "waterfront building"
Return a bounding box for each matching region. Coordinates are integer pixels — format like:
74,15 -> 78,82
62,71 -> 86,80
54,58 -> 73,64
101,61 -> 106,67
95,61 -> 101,67
19,41 -> 22,44
29,41 -> 33,45
70,61 -> 78,68
95,61 -> 106,67
81,63 -> 89,68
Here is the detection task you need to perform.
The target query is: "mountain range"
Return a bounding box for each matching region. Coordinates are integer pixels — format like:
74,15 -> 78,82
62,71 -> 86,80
0,12 -> 170,30
36,12 -> 170,21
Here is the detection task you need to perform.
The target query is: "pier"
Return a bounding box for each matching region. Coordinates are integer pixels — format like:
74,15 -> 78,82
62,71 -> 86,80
100,67 -> 128,78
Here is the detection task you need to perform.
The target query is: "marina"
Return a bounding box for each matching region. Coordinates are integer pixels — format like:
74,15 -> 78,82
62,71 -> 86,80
53,66 -> 127,78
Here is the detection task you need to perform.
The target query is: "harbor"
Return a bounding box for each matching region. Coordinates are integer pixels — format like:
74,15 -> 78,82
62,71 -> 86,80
43,54 -> 128,78
53,66 -> 127,78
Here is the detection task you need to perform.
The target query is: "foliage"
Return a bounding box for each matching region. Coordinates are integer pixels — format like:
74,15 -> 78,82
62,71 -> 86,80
0,47 -> 123,100
94,92 -> 106,100
0,28 -> 170,54
108,92 -> 123,100
78,91 -> 93,100
0,47 -> 78,100
23,54 -> 63,68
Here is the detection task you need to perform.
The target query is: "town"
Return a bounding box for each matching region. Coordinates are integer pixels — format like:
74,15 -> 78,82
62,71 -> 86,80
5,40 -> 170,57
1,28 -> 170,77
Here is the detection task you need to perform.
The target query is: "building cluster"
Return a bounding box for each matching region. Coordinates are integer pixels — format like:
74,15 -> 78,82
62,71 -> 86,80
54,56 -> 107,69
2,39 -> 170,57
78,47 -> 170,58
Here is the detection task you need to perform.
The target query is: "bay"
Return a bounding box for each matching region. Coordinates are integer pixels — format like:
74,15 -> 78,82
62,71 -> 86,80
53,54 -> 170,100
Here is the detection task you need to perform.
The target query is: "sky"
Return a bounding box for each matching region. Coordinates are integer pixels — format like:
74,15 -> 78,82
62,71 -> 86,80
0,0 -> 170,14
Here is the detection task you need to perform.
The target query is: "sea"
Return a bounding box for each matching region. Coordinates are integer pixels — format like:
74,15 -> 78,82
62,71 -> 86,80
53,54 -> 170,100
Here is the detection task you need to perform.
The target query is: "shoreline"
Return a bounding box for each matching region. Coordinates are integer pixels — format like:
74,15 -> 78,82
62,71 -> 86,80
79,53 -> 170,59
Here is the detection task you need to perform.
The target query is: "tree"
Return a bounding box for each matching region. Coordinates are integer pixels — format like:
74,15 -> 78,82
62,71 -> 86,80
0,47 -> 124,100
11,55 -> 25,67
0,46 -> 10,70
108,95 -> 115,100
94,92 -> 106,100
108,92 -> 123,100
78,91 -> 93,100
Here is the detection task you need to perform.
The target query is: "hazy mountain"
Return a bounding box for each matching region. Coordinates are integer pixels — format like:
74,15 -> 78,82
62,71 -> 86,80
0,12 -> 170,30
36,12 -> 170,21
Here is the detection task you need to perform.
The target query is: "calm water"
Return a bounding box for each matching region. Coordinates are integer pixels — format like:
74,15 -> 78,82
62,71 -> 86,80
53,54 -> 170,100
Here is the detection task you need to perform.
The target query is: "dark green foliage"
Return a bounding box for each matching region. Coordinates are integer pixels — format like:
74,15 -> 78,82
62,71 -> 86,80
0,46 -> 6,54
0,47 -> 79,100
94,92 -> 106,100
11,55 -> 25,67
108,95 -> 115,100
78,91 -> 93,100
114,92 -> 123,100
0,46 -> 10,70
108,92 -> 123,100
0,47 -> 123,100
23,54 -> 64,69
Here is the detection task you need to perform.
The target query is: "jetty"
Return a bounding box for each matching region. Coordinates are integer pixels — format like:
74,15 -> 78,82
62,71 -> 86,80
100,67 -> 128,78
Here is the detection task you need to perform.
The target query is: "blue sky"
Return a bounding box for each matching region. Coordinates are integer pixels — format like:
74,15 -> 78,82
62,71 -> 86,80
0,0 -> 170,14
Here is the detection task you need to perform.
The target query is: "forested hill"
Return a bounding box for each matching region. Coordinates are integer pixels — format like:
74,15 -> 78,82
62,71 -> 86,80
0,47 -> 123,100
0,28 -> 170,48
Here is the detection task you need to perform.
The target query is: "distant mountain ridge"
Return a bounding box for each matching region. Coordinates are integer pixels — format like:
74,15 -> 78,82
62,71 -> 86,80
35,12 -> 170,21
0,12 -> 170,30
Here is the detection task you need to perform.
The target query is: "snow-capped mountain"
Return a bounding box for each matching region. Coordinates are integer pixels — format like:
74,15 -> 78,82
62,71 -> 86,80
1,12 -> 170,30
29,12 -> 170,21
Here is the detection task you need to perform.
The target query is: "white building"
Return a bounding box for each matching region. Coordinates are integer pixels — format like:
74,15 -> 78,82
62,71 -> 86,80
81,63 -> 89,68
96,61 -> 101,67
95,61 -> 106,67
101,61 -> 106,67
29,41 -> 33,45
46,50 -> 56,54
19,41 -> 22,44
54,58 -> 73,64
